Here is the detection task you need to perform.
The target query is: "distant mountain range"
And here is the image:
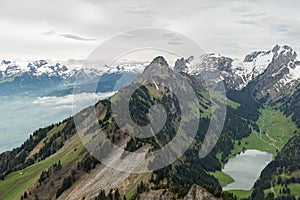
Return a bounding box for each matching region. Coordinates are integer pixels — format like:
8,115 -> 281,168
0,59 -> 147,96
1,44 -> 299,99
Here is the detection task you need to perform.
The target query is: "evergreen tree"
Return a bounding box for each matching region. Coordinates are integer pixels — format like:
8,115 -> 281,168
23,191 -> 28,199
107,189 -> 113,200
266,192 -> 274,200
95,189 -> 106,200
114,188 -> 121,200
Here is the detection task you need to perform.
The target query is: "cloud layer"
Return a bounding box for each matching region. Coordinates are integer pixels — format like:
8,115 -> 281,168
0,0 -> 299,60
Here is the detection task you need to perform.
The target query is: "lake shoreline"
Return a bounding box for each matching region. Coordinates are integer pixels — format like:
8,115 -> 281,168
222,149 -> 272,191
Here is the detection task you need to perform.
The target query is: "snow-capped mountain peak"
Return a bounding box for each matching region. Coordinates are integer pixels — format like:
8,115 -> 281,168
272,44 -> 297,58
174,44 -> 300,97
26,61 -> 74,78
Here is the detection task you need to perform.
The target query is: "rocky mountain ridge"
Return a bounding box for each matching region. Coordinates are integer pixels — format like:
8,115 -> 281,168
1,44 -> 299,99
174,44 -> 300,99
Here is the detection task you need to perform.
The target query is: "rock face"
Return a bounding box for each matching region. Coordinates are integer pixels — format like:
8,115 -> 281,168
139,185 -> 220,200
184,185 -> 220,200
174,54 -> 245,90
139,189 -> 177,200
248,45 -> 300,99
142,56 -> 171,77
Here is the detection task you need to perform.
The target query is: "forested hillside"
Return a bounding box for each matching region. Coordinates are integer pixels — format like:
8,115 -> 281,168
0,73 -> 257,200
275,83 -> 300,128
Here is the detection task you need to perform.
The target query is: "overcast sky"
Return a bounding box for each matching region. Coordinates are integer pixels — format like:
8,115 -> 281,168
0,0 -> 300,62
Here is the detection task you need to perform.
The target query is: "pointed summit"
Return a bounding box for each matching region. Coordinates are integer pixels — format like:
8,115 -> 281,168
272,44 -> 297,58
149,56 -> 169,67
143,56 -> 169,74
135,56 -> 172,84
272,44 -> 294,53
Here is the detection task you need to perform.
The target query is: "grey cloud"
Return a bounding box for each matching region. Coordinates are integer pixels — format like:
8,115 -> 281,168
163,32 -> 184,42
59,34 -> 96,41
42,30 -> 96,42
0,0 -> 300,60
273,25 -> 291,33
235,20 -> 257,25
241,12 -> 266,17
42,30 -> 56,36
168,41 -> 184,45
67,58 -> 85,64
231,6 -> 251,13
119,32 -> 137,38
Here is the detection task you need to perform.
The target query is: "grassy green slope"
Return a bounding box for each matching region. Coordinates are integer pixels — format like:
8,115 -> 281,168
0,135 -> 84,200
209,171 -> 234,187
228,189 -> 252,199
230,106 -> 297,156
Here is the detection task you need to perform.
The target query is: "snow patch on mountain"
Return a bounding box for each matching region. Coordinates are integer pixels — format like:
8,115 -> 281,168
281,60 -> 300,85
242,51 -> 274,80
99,62 -> 148,74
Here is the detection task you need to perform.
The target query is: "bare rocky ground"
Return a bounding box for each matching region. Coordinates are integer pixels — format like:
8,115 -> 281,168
59,143 -> 151,200
139,185 -> 220,200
